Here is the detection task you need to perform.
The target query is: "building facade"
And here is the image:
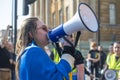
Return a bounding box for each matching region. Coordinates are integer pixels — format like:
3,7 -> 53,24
28,0 -> 120,57
0,0 -> 119,57
30,0 -> 120,41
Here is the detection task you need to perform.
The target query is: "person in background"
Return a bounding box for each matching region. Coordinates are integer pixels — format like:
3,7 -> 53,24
50,42 -> 62,63
106,43 -> 114,66
7,42 -> 16,80
0,25 -> 16,80
0,40 -> 12,69
87,41 -> 100,80
64,35 -> 85,80
100,44 -> 114,80
51,35 -> 94,80
86,57 -> 91,74
15,17 -> 83,80
44,46 -> 59,62
105,42 -> 120,79
72,49 -> 94,80
98,45 -> 107,70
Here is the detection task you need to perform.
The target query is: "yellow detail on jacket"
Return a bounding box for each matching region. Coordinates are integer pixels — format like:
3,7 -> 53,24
52,48 -> 61,63
106,53 -> 113,66
108,54 -> 120,78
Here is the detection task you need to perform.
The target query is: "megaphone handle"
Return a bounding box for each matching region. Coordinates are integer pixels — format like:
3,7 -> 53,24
74,31 -> 81,47
62,31 -> 81,48
63,37 -> 74,47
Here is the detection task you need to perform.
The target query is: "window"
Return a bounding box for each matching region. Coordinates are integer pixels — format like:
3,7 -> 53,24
53,13 -> 56,28
109,3 -> 116,25
66,7 -> 69,21
59,9 -> 63,24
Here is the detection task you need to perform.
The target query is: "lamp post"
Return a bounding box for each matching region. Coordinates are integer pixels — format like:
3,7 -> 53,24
97,0 -> 100,45
12,0 -> 17,52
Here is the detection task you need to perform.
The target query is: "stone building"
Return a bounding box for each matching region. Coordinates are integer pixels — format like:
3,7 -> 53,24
0,0 -> 119,57
28,0 -> 120,57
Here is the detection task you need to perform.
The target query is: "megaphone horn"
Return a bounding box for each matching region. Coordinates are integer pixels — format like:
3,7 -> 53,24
48,3 -> 99,42
104,70 -> 116,80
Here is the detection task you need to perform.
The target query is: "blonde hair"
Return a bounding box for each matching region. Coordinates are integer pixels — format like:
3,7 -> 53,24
90,41 -> 97,48
15,17 -> 39,80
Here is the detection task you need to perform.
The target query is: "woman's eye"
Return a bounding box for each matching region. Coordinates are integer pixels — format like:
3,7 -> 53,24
43,27 -> 48,32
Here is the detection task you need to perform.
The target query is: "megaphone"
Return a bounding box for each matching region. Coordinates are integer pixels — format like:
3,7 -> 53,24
48,3 -> 99,42
104,70 -> 116,80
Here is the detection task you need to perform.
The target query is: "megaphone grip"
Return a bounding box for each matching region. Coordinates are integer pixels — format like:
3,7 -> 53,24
48,24 -> 67,42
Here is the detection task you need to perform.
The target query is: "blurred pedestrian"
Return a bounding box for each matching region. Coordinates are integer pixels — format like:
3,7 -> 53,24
50,42 -> 62,63
0,40 -> 12,69
7,42 -> 16,80
98,45 -> 107,70
61,35 -> 85,80
104,42 -> 120,80
106,43 -> 114,66
100,44 -> 114,80
87,41 -> 100,80
0,25 -> 16,80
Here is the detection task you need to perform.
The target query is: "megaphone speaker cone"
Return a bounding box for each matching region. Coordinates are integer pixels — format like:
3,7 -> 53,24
105,70 -> 116,80
78,3 -> 98,32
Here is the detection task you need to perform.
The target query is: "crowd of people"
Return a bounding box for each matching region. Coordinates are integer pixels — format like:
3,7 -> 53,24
0,17 -> 120,80
49,39 -> 120,80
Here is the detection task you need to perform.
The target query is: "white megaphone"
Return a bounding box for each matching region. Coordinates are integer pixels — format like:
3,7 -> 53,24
48,3 -> 99,42
104,70 -> 116,80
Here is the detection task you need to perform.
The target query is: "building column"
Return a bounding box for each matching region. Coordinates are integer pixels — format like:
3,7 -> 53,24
45,0 -> 50,25
29,4 -> 34,16
35,0 -> 38,17
40,0 -> 43,20
37,0 -> 40,18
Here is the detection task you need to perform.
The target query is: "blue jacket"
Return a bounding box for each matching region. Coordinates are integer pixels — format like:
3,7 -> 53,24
19,42 -> 73,80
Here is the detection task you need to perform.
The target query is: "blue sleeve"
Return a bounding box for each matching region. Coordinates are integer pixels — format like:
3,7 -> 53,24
72,75 -> 77,80
25,47 -> 71,80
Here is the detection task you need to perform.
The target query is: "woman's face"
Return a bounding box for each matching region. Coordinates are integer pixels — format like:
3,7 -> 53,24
113,43 -> 120,56
35,20 -> 49,46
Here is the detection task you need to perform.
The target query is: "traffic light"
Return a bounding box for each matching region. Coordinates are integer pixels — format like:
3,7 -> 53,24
22,0 -> 36,15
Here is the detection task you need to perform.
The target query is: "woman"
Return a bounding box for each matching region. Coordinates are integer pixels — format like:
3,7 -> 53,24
15,17 -> 75,80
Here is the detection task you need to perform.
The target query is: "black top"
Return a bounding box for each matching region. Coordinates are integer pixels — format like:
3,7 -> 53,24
88,49 -> 99,65
89,49 -> 99,59
0,47 -> 12,69
99,51 -> 106,69
10,52 -> 16,70
75,50 -> 84,64
75,50 -> 91,75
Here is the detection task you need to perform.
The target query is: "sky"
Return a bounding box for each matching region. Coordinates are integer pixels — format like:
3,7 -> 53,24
0,0 -> 12,30
0,0 -> 29,30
